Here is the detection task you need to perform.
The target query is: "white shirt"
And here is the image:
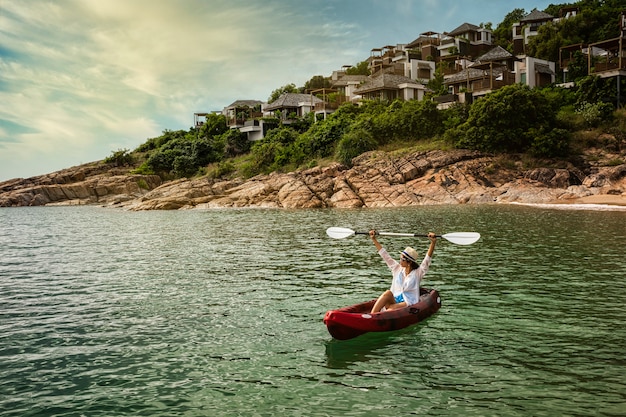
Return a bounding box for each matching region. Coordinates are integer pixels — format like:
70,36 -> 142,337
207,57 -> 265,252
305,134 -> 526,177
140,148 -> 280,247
378,248 -> 431,306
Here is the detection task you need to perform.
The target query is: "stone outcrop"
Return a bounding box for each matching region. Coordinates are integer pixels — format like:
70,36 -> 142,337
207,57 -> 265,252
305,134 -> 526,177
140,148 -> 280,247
0,162 -> 162,207
1,150 -> 625,210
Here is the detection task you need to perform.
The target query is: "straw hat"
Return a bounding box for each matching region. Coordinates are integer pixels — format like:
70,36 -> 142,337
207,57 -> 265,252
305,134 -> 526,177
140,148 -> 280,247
400,247 -> 419,263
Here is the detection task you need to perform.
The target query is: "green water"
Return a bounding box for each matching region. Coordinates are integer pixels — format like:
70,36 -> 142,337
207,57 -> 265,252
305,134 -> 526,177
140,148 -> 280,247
1,205 -> 625,416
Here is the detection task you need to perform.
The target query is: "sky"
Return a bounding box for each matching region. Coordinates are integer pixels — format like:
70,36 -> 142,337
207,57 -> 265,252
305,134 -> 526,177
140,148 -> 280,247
0,0 -> 554,181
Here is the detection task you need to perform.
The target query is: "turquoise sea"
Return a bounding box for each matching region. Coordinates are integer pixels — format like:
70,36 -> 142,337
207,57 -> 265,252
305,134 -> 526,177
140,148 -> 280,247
1,204 -> 625,416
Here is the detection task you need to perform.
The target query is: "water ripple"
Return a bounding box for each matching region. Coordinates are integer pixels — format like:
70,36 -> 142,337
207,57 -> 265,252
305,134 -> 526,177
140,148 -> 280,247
0,206 -> 624,416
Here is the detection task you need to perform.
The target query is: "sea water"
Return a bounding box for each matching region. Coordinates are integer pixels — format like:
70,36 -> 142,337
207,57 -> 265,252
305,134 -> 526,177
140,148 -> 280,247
1,205 -> 625,416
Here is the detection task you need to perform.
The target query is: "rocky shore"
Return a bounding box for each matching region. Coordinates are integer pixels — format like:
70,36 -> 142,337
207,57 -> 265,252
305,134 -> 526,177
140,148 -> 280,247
1,149 -> 625,210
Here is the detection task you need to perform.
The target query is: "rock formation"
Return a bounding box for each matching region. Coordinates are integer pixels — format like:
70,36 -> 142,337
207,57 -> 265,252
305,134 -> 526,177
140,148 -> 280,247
1,150 -> 625,210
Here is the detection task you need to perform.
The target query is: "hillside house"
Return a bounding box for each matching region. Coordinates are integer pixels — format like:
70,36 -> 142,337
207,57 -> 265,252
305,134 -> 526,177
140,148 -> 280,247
439,23 -> 492,60
406,31 -> 441,62
513,7 -> 581,57
512,9 -> 554,56
330,72 -> 369,103
238,119 -> 278,142
443,46 -> 514,96
194,112 -> 209,129
309,88 -> 340,120
369,45 -> 404,75
367,43 -> 437,83
559,11 -> 626,106
263,93 -> 323,121
222,100 -> 263,128
353,72 -> 427,101
515,56 -> 556,87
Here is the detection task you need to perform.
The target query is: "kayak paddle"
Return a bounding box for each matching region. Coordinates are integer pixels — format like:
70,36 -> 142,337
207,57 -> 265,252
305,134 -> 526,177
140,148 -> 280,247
326,227 -> 480,245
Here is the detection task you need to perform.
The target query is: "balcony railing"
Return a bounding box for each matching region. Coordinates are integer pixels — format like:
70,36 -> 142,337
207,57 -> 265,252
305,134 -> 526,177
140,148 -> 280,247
314,102 -> 339,112
227,111 -> 263,127
593,61 -> 626,72
471,73 -> 516,92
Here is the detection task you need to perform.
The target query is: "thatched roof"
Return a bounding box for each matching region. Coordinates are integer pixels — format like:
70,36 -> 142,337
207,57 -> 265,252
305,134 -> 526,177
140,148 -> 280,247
331,75 -> 368,87
446,22 -> 480,37
444,67 -> 504,84
406,33 -> 439,48
472,46 -> 513,64
535,63 -> 555,75
225,99 -> 263,109
521,9 -> 553,23
353,73 -> 422,94
264,93 -> 322,111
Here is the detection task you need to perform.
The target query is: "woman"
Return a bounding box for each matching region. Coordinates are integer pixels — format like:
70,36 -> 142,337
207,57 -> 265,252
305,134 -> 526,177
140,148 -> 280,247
369,229 -> 437,314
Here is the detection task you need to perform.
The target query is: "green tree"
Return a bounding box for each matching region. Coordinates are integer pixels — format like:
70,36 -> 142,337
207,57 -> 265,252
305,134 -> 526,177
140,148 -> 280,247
295,103 -> 361,159
566,50 -> 588,82
173,155 -> 197,177
335,128 -> 377,166
366,99 -> 443,143
104,148 -> 134,166
223,129 -> 250,157
304,75 -> 331,92
492,8 -> 525,51
199,113 -> 228,138
527,2 -> 623,62
426,68 -> 447,96
136,129 -> 186,152
526,21 -> 563,63
345,61 -> 370,76
575,76 -> 619,107
446,84 -> 565,155
268,83 -> 299,103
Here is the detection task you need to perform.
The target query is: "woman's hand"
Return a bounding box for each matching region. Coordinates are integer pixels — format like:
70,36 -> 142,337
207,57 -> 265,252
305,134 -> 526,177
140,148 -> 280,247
427,232 -> 437,257
370,230 -> 382,251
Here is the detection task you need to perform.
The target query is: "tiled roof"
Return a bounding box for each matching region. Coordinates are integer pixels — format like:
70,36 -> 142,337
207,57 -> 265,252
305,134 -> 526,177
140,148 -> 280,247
444,67 -> 504,84
264,93 -> 323,111
353,73 -> 422,94
535,63 -> 555,75
225,99 -> 264,109
446,22 -> 480,37
520,9 -> 553,22
473,46 -> 513,64
331,75 -> 368,87
406,35 -> 435,48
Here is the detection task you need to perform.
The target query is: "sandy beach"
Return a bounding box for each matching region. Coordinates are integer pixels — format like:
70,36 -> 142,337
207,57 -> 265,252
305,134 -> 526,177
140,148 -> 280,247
565,194 -> 626,207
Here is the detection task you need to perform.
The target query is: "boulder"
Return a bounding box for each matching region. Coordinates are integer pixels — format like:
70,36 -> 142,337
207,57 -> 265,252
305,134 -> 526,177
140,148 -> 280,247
1,152 -> 625,209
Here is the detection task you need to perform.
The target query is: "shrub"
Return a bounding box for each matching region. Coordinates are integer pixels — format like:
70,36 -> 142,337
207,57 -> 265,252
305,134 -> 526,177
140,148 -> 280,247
207,161 -> 236,179
247,139 -> 283,175
104,149 -> 134,166
223,129 -> 250,157
136,130 -> 186,152
147,148 -> 181,173
173,155 -> 197,177
136,178 -> 150,190
296,108 -> 357,158
449,84 -> 558,153
529,127 -> 570,158
441,102 -> 469,131
575,101 -> 614,127
132,162 -> 154,175
335,128 -> 378,166
607,158 -> 625,166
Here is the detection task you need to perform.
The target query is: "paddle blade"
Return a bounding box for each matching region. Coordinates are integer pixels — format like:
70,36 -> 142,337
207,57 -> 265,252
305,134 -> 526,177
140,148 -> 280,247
441,232 -> 481,245
326,227 -> 356,239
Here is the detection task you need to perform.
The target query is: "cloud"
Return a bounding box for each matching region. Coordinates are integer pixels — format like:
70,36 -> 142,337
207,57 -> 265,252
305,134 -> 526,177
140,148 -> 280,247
0,0 -> 553,180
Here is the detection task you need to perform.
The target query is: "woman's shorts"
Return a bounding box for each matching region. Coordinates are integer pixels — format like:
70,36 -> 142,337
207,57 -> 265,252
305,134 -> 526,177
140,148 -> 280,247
394,293 -> 404,303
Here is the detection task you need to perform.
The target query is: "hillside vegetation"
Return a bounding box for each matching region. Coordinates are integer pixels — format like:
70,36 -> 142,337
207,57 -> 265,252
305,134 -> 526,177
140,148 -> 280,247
104,0 -> 626,180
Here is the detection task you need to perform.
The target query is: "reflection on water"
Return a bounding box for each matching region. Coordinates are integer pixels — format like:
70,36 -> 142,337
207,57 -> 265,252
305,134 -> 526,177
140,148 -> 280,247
0,205 -> 625,416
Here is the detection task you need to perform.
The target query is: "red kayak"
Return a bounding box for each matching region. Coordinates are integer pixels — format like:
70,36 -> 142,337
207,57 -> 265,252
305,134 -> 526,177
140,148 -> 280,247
323,288 -> 441,340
